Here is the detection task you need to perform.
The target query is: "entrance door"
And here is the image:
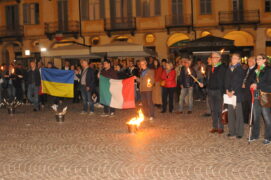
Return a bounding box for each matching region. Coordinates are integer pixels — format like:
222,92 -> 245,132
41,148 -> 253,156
58,0 -> 68,32
172,0 -> 183,25
233,0 -> 244,22
110,0 -> 133,29
5,5 -> 19,31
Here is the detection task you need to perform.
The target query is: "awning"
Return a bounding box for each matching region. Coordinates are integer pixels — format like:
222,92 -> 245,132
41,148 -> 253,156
90,41 -> 156,57
41,43 -> 101,59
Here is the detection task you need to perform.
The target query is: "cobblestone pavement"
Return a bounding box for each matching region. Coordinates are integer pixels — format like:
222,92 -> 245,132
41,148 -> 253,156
0,101 -> 270,180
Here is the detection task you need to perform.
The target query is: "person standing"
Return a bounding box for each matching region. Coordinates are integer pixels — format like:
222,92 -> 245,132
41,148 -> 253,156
207,52 -> 227,134
139,59 -> 155,120
161,62 -> 176,113
225,54 -> 245,139
242,57 -> 257,124
177,58 -> 196,114
249,54 -> 271,145
26,61 -> 41,111
100,59 -> 118,117
80,59 -> 95,115
152,59 -> 163,107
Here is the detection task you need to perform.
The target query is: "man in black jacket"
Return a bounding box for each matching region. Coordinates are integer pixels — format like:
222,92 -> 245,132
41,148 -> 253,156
80,59 -> 95,115
207,52 -> 227,134
27,61 -> 41,111
242,57 -> 257,124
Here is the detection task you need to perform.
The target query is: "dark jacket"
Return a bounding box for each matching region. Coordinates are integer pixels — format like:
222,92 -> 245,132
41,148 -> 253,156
256,66 -> 271,93
26,68 -> 41,86
179,66 -> 196,88
225,64 -> 245,103
242,66 -> 257,99
207,63 -> 227,94
81,68 -> 95,90
100,68 -> 118,79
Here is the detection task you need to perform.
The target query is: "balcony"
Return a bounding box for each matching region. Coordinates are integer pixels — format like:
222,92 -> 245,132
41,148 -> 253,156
104,17 -> 136,37
44,21 -> 80,40
219,10 -> 260,30
0,25 -> 24,41
165,15 -> 192,34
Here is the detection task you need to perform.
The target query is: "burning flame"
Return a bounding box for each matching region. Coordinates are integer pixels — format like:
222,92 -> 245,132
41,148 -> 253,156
187,68 -> 191,75
201,66 -> 205,74
11,68 -> 15,74
147,78 -> 152,87
220,48 -> 225,54
126,109 -> 144,127
0,66 -> 3,71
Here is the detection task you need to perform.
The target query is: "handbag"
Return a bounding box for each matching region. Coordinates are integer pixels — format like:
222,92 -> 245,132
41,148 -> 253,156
259,91 -> 271,108
221,108 -> 228,125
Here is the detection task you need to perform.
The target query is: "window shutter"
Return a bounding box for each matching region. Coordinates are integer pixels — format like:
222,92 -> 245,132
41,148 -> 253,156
154,0 -> 161,16
80,0 -> 89,20
23,4 -> 28,24
127,0 -> 132,17
100,0 -> 105,19
136,0 -> 141,16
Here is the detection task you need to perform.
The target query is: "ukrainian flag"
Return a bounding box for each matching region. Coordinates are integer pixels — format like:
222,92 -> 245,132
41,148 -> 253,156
41,68 -> 74,98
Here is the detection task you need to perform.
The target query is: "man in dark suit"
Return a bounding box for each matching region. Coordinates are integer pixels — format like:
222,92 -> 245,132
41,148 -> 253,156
242,57 -> 257,124
80,59 -> 95,115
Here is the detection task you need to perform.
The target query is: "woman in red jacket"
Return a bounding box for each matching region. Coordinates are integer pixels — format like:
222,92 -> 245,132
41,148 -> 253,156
161,62 -> 177,113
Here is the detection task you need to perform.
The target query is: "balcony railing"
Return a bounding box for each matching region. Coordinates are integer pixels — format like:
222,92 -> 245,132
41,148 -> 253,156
165,14 -> 192,28
219,10 -> 260,25
44,21 -> 80,34
104,17 -> 136,33
0,25 -> 24,39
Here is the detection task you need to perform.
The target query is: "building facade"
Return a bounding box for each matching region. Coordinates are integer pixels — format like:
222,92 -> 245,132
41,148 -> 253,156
0,0 -> 271,66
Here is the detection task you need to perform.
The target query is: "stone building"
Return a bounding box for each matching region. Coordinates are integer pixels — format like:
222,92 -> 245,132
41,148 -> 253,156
0,0 -> 271,67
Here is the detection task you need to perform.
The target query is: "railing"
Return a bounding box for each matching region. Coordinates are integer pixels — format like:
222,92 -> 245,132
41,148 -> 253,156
165,14 -> 192,28
44,21 -> 79,34
219,10 -> 260,25
0,25 -> 24,38
104,17 -> 136,31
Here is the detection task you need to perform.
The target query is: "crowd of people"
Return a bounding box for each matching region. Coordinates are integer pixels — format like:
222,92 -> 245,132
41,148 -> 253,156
0,52 -> 271,144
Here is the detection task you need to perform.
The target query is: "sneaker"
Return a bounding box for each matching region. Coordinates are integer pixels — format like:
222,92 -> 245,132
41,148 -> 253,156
236,136 -> 242,139
263,139 -> 271,145
248,137 -> 258,142
110,112 -> 115,116
100,113 -> 109,117
89,112 -> 94,116
227,133 -> 235,138
80,111 -> 87,115
149,117 -> 154,121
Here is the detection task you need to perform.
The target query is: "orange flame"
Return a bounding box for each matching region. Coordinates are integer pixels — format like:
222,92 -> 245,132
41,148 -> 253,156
201,66 -> 205,74
0,66 -> 3,71
220,49 -> 225,54
11,68 -> 15,74
126,109 -> 144,127
187,68 -> 191,75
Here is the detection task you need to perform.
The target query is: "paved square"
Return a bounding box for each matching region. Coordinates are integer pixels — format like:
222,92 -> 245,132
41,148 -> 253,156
0,102 -> 270,180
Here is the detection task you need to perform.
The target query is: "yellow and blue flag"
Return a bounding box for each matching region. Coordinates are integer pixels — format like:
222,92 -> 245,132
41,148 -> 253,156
41,68 -> 74,98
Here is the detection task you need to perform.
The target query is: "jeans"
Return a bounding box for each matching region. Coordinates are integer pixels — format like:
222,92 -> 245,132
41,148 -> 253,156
162,87 -> 175,112
208,90 -> 224,130
80,85 -> 94,112
27,84 -> 39,109
179,87 -> 193,111
7,84 -> 15,100
141,91 -> 154,117
228,103 -> 244,137
251,99 -> 271,140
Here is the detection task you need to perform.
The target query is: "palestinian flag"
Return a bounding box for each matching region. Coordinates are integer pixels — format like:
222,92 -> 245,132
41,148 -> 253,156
99,75 -> 135,109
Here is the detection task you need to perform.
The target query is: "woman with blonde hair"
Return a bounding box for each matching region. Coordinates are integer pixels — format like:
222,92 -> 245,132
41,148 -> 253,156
161,62 -> 176,113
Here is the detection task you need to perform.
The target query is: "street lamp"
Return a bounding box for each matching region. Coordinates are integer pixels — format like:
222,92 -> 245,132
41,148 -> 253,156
25,50 -> 31,56
40,48 -> 47,52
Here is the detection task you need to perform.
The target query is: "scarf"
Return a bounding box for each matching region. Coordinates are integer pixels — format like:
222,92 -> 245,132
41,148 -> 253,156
211,62 -> 222,73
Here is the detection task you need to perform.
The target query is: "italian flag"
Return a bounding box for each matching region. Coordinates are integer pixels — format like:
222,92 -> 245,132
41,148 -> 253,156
99,75 -> 135,109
